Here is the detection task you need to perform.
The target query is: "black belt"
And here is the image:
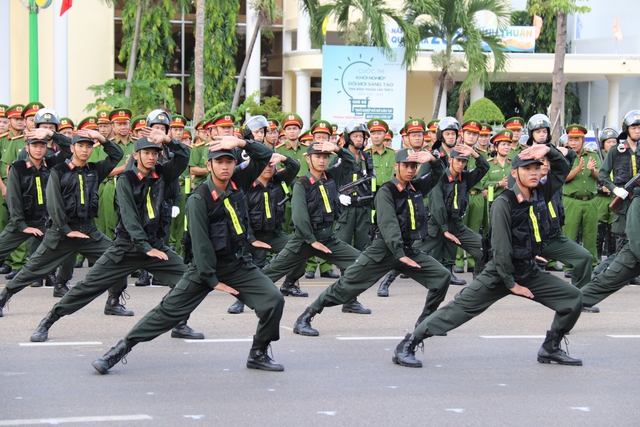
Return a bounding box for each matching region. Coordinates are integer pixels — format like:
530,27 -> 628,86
565,194 -> 594,201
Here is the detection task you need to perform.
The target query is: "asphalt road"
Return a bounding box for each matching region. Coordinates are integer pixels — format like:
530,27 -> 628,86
1,268 -> 639,426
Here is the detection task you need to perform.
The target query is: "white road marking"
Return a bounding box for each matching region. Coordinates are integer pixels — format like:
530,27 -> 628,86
570,407 -> 591,412
184,415 -> 204,420
19,342 -> 102,347
480,335 -> 546,339
280,325 -> 293,331
445,408 -> 465,413
317,411 -> 337,416
335,336 -> 404,341
607,335 -> 640,338
183,339 -> 252,343
0,414 -> 152,425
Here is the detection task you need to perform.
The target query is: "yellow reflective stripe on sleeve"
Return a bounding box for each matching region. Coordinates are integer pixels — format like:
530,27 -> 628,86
318,185 -> 332,213
146,188 -> 155,219
632,155 -> 637,176
371,209 -> 375,223
224,198 -> 244,235
78,174 -> 85,205
185,177 -> 191,193
280,181 -> 290,195
453,184 -> 458,210
529,206 -> 542,242
35,176 -> 44,205
488,184 -> 494,202
264,192 -> 272,219
353,174 -> 358,182
184,216 -> 188,231
408,199 -> 416,230
114,176 -> 117,186
372,177 -> 377,192
547,201 -> 556,218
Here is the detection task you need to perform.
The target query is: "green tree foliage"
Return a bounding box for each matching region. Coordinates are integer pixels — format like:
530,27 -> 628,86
85,77 -> 181,114
483,8 -> 582,123
204,91 -> 285,125
463,98 -> 505,124
203,0 -> 239,108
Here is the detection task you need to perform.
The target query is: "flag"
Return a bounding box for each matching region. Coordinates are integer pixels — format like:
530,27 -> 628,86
613,15 -> 623,41
533,14 -> 543,40
575,15 -> 583,40
60,0 -> 72,16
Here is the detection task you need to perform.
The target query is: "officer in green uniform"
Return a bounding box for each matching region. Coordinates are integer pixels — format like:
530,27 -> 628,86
168,114 -> 190,254
476,124 -> 492,157
1,104 -> 30,279
580,187 -> 640,312
330,123 -> 340,145
0,129 -> 131,318
0,103 -> 10,278
101,108 -> 135,240
57,117 -> 74,140
90,135 -> 286,374
0,128 -> 72,298
426,119 -> 439,146
22,102 -> 45,132
392,143 -> 583,368
28,127 -> 203,341
366,118 -> 396,184
293,148 -> 451,336
504,117 -> 525,160
454,119 -> 485,273
261,138 -> 370,313
561,124 -> 600,272
594,128 -> 619,260
418,144 -> 489,278
331,120 -> 374,255
227,148 -> 305,313
96,109 -> 114,140
130,115 -> 148,139
189,118 -> 211,188
265,118 -> 280,149
481,129 -> 512,224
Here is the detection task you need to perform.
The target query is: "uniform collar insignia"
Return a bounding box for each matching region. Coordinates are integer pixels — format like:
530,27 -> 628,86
68,162 -> 76,170
150,171 -> 159,179
516,192 -> 525,203
309,176 -> 316,185
230,181 -> 238,191
211,189 -> 219,200
137,172 -> 145,180
26,161 -> 32,168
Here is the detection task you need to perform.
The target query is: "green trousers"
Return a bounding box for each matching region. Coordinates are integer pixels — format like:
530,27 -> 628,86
455,193 -> 486,269
169,186 -> 187,255
420,221 -> 485,274
248,230 -> 306,279
52,244 -> 186,317
263,234 -> 359,283
413,261 -> 583,339
6,231 -> 126,295
541,232 -> 593,288
124,259 -> 284,346
334,205 -> 372,251
99,181 -> 117,240
562,197 -> 598,267
581,243 -> 640,308
310,241 -> 450,321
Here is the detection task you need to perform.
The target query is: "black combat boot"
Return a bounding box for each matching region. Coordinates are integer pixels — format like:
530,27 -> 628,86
0,288 -> 14,317
135,270 -> 150,286
53,278 -> 70,298
45,271 -> 57,287
30,311 -> 61,342
581,305 -> 600,313
377,273 -> 396,297
537,330 -> 582,366
0,264 -> 10,274
227,299 -> 245,314
246,338 -> 284,371
446,265 -> 466,286
5,269 -> 20,280
293,307 -> 319,336
151,275 -> 167,286
104,289 -> 134,316
91,339 -> 133,374
605,224 -> 616,257
342,298 -> 371,314
279,278 -> 308,297
29,279 -> 43,287
171,319 -> 205,339
392,333 -> 423,368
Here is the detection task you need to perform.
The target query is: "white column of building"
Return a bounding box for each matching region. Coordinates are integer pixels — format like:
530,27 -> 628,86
470,82 -> 484,104
0,1 -> 10,102
296,0 -> 311,51
606,75 -> 620,128
294,69 -> 311,128
53,0 -> 69,116
245,5 -> 261,105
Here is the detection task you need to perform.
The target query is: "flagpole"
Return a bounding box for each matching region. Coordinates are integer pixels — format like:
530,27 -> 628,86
29,0 -> 39,101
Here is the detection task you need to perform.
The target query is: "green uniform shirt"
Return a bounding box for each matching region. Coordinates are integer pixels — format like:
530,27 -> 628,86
626,195 -> 640,260
188,144 -> 209,186
563,150 -> 601,198
46,138 -> 124,239
291,148 -> 355,244
368,145 -> 396,184
114,135 -> 136,168
1,132 -> 25,178
5,133 -> 73,232
183,141 -> 272,288
276,142 -> 309,179
481,157 -> 512,201
507,144 -> 526,160
116,139 -> 189,254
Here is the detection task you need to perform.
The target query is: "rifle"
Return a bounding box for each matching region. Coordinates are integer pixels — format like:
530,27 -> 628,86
339,175 -> 372,194
609,172 -> 640,212
277,195 -> 291,207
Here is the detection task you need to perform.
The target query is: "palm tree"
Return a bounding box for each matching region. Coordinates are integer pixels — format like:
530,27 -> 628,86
231,0 -> 282,111
193,0 -> 205,122
404,0 -> 511,119
301,0 -> 420,66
